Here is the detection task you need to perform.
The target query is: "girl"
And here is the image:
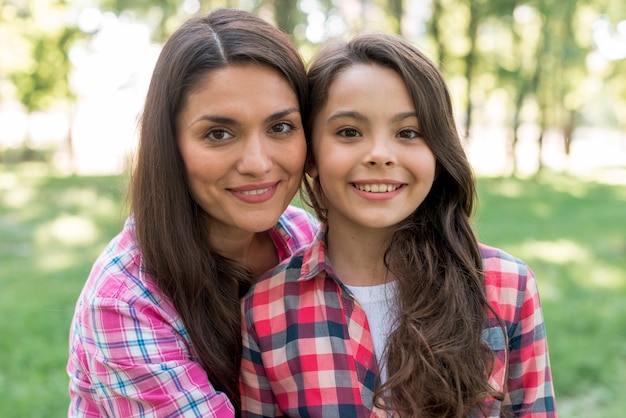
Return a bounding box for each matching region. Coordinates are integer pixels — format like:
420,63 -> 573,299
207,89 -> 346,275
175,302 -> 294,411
240,33 -> 556,417
67,9 -> 317,417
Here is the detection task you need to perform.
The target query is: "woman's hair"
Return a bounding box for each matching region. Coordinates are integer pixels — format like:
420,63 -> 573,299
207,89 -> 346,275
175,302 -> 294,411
130,9 -> 307,415
305,33 -> 504,417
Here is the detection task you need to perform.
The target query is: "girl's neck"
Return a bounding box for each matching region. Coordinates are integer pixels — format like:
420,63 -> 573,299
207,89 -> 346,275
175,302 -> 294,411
325,221 -> 393,287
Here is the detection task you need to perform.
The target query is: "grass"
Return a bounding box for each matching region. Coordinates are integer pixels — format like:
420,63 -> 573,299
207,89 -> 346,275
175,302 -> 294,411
0,163 -> 129,417
473,173 -> 626,416
1,163 -> 624,417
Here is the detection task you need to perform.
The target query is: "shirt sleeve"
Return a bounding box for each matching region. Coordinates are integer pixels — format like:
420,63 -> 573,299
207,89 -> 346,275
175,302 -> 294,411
69,293 -> 235,418
240,303 -> 284,417
506,267 -> 557,417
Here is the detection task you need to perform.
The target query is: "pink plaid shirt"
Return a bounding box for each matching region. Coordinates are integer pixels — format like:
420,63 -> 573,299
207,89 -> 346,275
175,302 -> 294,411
240,227 -> 556,417
68,206 -> 318,417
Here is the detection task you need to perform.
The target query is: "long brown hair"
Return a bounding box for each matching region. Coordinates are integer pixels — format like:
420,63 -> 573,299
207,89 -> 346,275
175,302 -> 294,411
130,9 -> 307,415
305,33 -> 504,417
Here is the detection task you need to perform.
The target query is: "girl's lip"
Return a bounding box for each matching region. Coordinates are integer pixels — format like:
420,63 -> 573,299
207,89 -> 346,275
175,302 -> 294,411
351,180 -> 405,189
351,181 -> 405,200
351,179 -> 404,184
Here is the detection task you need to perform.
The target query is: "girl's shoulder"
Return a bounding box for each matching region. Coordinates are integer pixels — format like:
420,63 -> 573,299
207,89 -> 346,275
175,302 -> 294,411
479,243 -> 536,298
479,243 -> 532,282
479,243 -> 541,319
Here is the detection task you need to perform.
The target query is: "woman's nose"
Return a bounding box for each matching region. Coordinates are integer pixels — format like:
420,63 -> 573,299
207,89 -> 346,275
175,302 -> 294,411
237,135 -> 272,175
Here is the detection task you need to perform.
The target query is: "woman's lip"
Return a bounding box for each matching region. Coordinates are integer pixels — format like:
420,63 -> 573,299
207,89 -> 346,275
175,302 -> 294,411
229,182 -> 279,203
229,181 -> 278,193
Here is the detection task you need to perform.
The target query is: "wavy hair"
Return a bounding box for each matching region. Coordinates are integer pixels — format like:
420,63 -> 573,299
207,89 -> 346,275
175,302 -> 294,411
130,9 -> 307,415
305,33 -> 504,417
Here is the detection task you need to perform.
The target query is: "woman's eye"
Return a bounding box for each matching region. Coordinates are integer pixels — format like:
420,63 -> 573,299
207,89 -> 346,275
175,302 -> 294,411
269,122 -> 294,135
398,129 -> 421,140
205,129 -> 233,142
338,127 -> 361,138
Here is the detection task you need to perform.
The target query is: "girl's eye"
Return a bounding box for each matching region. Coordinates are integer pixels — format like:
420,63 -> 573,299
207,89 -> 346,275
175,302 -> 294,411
269,122 -> 294,135
205,129 -> 233,142
398,129 -> 421,140
337,127 -> 361,138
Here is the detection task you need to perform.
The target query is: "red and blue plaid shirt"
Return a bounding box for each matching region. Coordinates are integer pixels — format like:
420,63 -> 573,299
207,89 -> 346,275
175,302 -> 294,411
240,226 -> 557,417
67,206 -> 318,417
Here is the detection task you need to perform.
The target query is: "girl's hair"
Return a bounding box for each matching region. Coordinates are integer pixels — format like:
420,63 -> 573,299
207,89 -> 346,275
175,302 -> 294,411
130,9 -> 307,415
305,33 -> 504,417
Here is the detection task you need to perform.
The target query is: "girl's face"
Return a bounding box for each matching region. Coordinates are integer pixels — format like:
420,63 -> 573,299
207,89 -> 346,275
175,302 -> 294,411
176,63 -> 306,238
310,63 -> 436,235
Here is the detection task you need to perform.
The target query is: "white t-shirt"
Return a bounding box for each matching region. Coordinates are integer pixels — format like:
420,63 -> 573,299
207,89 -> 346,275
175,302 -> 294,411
345,281 -> 397,383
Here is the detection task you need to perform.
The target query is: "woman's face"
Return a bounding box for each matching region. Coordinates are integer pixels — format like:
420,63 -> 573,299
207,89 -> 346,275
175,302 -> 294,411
176,63 -> 305,238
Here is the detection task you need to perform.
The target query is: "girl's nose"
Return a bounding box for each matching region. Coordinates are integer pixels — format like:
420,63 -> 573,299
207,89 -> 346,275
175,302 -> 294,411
365,135 -> 396,167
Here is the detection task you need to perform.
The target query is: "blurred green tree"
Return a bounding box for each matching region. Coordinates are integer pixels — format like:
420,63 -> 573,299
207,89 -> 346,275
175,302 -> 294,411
2,1 -> 84,165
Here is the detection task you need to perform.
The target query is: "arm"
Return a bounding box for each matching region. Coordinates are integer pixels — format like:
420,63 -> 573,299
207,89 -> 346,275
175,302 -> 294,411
506,267 -> 557,417
69,293 -> 234,417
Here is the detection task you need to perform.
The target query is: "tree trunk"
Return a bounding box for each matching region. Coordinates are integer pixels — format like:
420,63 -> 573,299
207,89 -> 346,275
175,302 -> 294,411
389,0 -> 403,34
463,0 -> 479,141
563,109 -> 576,155
429,0 -> 446,66
273,0 -> 301,36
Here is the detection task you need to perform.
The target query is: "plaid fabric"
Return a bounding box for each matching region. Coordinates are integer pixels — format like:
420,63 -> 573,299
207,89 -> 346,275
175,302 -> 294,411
68,206 -> 318,417
240,227 -> 557,417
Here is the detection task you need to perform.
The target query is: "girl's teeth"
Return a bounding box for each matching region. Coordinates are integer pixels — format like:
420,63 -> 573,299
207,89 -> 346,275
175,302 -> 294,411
355,184 -> 399,193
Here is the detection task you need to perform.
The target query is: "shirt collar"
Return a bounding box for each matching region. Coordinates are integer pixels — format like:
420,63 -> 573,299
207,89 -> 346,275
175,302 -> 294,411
267,217 -> 294,262
298,223 -> 332,282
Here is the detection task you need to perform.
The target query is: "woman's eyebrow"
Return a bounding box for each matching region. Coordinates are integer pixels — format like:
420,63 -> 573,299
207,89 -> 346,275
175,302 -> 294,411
189,115 -> 238,127
264,107 -> 300,123
190,107 -> 300,127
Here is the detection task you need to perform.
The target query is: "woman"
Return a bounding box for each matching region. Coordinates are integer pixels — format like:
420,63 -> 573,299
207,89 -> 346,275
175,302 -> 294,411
67,8 -> 317,417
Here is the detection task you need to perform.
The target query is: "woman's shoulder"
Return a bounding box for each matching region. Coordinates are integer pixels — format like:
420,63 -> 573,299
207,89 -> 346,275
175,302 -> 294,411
275,205 -> 319,251
77,217 -> 168,310
279,205 -> 319,229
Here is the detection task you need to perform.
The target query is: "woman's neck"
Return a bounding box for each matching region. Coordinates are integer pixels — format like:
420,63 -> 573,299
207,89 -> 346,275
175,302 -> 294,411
325,221 -> 393,287
208,227 -> 278,277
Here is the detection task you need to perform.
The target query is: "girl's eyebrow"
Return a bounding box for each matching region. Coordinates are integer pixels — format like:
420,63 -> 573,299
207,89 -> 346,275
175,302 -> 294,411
392,111 -> 419,123
326,110 -> 418,124
326,110 -> 367,124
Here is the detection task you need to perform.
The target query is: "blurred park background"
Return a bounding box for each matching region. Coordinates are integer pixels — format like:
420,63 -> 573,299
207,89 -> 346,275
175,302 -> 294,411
1,0 -> 625,416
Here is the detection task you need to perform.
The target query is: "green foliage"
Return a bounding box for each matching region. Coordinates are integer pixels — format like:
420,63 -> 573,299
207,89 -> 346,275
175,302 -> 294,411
10,27 -> 83,112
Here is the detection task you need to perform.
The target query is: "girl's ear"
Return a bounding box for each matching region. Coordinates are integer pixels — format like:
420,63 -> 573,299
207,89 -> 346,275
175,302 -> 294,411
305,154 -> 318,178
